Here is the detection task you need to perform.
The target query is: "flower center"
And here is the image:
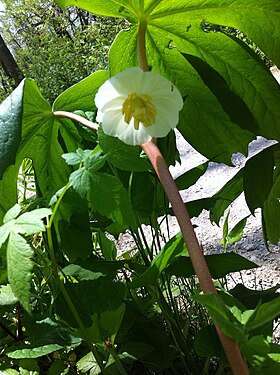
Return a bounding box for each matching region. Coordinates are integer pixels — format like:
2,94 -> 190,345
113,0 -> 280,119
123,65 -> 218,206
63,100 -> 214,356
122,92 -> 157,130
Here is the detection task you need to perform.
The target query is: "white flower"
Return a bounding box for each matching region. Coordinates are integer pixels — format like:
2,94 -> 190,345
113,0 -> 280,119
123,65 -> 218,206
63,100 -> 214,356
95,67 -> 183,146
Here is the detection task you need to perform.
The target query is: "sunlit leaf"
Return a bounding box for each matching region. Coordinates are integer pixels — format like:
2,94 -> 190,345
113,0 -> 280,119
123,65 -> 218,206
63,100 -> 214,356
55,0 -> 133,18
167,252 -> 258,279
245,295 -> 280,331
0,81 -> 24,179
3,204 -> 21,223
53,70 -> 108,112
0,284 -> 18,306
13,208 -> 51,235
131,233 -> 187,288
6,231 -> 33,312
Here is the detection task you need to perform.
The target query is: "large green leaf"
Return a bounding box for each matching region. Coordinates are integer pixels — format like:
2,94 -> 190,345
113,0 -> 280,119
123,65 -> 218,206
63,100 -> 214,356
53,70 -> 108,112
108,0 -> 280,163
6,231 -> 33,312
167,252 -> 257,279
70,164 -> 136,233
6,317 -> 81,359
243,145 -> 275,213
263,170 -> 280,245
19,80 -> 81,196
2,206 -> 51,312
230,283 -> 280,310
63,256 -> 125,281
192,292 -> 244,341
194,325 -> 227,363
245,296 -> 280,331
130,233 -> 187,288
53,189 -> 93,262
0,165 -> 19,224
210,169 -> 244,224
109,26 -> 139,76
90,303 -> 125,345
0,81 -> 24,179
55,279 -> 126,328
98,128 -> 151,172
55,0 -> 134,18
148,1 -> 280,66
0,80 -> 82,222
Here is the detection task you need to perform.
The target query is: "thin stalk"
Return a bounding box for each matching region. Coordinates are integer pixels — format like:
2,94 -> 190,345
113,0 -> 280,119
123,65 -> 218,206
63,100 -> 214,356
0,321 -> 18,341
48,181 -> 71,228
154,286 -> 197,374
107,345 -> 127,375
129,227 -> 150,266
138,222 -> 152,260
46,219 -> 106,373
53,111 -> 98,131
141,140 -> 249,375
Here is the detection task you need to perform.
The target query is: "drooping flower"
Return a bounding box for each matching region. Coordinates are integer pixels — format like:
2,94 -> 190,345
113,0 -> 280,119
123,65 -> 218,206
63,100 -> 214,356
95,67 -> 183,146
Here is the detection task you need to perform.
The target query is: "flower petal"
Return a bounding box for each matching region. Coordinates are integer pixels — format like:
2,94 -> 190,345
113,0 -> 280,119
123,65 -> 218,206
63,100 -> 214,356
145,115 -> 173,138
95,80 -> 122,109
118,121 -> 152,145
152,97 -> 182,126
102,109 -> 127,136
95,67 -> 183,146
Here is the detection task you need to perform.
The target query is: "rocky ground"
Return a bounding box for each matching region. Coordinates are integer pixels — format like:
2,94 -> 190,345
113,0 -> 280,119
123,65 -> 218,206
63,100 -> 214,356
170,133 -> 280,292
169,67 -> 280,339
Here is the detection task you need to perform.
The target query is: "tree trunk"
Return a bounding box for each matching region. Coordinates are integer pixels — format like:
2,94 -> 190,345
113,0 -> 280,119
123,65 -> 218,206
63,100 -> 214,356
0,33 -> 24,87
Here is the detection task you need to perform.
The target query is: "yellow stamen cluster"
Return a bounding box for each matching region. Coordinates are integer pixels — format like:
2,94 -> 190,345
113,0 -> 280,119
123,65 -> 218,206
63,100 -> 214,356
122,92 -> 157,130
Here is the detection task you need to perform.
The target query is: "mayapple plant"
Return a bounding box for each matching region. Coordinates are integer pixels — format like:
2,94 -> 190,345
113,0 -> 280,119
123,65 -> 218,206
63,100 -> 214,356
0,0 -> 280,374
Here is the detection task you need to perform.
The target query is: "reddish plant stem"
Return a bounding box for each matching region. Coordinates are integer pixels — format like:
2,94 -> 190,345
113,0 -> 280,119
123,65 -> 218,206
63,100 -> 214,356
53,111 -> 98,131
141,140 -> 249,375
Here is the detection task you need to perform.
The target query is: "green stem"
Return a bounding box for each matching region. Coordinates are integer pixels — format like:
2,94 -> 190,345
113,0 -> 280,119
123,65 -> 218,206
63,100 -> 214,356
137,21 -> 149,72
107,345 -> 127,375
48,181 -> 71,228
46,220 -> 106,374
154,286 -> 195,374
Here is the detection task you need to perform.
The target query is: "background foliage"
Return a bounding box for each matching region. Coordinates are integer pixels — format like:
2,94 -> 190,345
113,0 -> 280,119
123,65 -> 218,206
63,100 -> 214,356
0,0 -> 122,102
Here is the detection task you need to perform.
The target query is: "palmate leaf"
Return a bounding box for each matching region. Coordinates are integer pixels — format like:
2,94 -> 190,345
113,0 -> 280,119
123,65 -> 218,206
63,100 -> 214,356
147,0 -> 280,66
20,80 -> 81,196
107,0 -> 280,163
